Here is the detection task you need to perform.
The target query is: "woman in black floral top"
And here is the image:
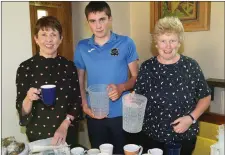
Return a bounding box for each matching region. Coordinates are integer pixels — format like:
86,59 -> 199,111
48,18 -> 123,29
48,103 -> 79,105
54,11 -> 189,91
134,17 -> 211,155
16,16 -> 82,147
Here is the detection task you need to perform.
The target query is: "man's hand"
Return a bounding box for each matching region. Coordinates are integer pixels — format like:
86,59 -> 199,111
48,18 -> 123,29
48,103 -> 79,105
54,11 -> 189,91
171,116 -> 193,133
107,84 -> 125,101
51,120 -> 70,145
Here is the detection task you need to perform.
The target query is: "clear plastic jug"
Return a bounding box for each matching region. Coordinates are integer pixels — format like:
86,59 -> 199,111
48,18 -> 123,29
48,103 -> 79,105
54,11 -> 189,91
87,84 -> 109,117
122,93 -> 147,133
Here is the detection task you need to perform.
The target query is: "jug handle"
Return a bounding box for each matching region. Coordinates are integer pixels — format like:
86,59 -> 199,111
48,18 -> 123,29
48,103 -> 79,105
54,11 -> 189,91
138,145 -> 143,155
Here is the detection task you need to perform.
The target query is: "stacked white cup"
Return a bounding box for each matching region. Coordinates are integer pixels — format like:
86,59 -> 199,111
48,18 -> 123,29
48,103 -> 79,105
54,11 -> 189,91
217,124 -> 224,147
99,143 -> 113,155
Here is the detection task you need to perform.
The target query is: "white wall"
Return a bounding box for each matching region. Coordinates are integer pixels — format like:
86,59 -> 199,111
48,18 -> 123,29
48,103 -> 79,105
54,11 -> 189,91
184,2 -> 224,79
2,2 -> 32,142
130,2 -> 152,64
72,2 -> 91,47
109,2 -> 130,36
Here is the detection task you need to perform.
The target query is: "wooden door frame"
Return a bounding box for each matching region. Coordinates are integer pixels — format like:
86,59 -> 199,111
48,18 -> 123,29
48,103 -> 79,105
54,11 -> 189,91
29,2 -> 74,60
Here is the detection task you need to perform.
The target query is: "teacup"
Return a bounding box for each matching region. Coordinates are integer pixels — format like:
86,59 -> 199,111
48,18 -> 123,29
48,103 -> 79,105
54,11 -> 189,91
87,148 -> 101,155
123,144 -> 143,155
99,143 -> 113,155
97,153 -> 109,155
71,147 -> 85,155
148,148 -> 163,155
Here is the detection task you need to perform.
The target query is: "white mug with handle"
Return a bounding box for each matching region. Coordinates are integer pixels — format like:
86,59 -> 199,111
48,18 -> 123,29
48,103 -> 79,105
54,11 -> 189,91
71,147 -> 86,155
87,148 -> 101,155
99,143 -> 113,155
123,144 -> 143,155
148,148 -> 163,155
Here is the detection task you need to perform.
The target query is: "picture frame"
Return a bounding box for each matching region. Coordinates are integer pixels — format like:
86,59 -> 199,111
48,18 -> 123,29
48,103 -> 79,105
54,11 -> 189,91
150,2 -> 211,33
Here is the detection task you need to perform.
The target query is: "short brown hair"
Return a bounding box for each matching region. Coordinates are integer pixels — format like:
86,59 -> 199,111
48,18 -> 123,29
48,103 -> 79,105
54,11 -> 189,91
85,1 -> 111,19
34,16 -> 62,38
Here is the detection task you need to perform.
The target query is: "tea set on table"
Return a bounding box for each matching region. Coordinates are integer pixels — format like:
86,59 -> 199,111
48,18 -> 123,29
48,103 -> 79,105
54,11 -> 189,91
70,143 -> 113,155
70,143 -> 163,155
123,144 -> 163,155
26,84 -> 180,155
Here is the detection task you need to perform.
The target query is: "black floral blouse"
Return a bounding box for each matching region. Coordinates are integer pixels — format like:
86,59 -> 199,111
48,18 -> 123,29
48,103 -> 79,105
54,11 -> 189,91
134,55 -> 211,142
16,53 -> 82,141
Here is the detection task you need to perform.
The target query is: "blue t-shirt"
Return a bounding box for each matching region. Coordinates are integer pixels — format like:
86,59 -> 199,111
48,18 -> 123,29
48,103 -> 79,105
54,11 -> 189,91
74,32 -> 139,118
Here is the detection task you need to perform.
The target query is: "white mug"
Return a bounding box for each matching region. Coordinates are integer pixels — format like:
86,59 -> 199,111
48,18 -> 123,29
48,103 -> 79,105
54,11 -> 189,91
99,143 -> 114,155
87,148 -> 101,155
123,144 -> 143,155
148,148 -> 163,155
97,153 -> 109,155
71,147 -> 86,155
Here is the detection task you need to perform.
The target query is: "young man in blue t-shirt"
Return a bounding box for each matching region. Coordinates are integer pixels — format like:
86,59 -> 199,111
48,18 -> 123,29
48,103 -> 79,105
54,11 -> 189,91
74,1 -> 139,153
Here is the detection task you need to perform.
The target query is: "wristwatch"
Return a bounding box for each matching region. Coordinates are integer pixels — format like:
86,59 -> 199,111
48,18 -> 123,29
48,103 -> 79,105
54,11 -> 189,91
188,114 -> 196,124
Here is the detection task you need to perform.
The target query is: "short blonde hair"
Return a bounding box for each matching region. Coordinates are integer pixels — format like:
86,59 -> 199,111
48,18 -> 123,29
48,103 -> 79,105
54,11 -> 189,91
153,16 -> 184,43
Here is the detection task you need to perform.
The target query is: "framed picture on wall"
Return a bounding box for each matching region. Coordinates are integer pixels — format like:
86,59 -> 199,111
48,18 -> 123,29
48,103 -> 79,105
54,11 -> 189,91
150,2 -> 211,33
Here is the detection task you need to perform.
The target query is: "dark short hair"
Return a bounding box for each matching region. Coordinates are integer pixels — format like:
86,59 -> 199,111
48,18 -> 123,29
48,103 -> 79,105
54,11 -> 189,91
85,1 -> 111,19
34,16 -> 62,38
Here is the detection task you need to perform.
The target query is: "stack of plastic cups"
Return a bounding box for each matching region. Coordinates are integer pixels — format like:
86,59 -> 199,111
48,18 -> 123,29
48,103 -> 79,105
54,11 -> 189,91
217,124 -> 224,154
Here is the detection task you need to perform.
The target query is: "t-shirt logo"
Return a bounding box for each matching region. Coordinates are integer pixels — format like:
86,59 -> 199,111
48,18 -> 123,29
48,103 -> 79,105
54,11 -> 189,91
88,48 -> 95,53
110,48 -> 119,56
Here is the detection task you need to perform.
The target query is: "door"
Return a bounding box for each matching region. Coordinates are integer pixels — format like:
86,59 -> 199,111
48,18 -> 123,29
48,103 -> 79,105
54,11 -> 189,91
29,2 -> 74,61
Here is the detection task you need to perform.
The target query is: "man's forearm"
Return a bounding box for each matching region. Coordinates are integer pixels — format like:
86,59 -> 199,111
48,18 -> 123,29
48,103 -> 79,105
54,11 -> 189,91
77,69 -> 87,105
121,60 -> 138,92
81,89 -> 87,105
119,76 -> 137,92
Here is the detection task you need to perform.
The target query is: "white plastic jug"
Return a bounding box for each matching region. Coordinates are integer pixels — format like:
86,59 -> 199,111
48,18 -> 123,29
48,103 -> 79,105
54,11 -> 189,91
87,84 -> 109,117
122,93 -> 147,133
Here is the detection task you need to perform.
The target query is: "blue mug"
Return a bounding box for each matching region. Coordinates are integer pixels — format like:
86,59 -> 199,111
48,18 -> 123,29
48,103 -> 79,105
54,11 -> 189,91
40,84 -> 56,106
